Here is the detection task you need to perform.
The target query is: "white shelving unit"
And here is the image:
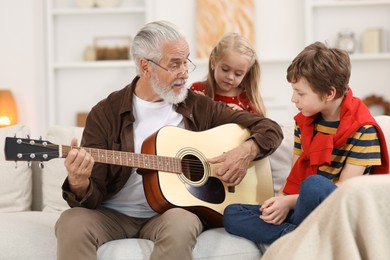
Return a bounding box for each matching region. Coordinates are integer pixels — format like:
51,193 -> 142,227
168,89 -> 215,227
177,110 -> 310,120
304,0 -> 390,109
44,0 -> 390,127
304,0 -> 390,57
45,0 -> 151,127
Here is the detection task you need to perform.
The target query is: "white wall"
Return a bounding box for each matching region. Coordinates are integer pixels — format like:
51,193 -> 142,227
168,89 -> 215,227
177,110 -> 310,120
1,0 -> 387,135
0,0 -> 46,136
148,0 -> 304,59
149,0 -> 303,121
0,0 -> 304,135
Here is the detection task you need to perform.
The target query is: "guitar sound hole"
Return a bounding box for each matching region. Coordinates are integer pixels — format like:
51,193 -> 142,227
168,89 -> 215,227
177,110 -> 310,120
181,154 -> 204,182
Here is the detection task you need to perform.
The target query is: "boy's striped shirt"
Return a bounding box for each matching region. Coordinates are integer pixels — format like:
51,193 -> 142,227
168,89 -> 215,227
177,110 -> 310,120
293,116 -> 382,182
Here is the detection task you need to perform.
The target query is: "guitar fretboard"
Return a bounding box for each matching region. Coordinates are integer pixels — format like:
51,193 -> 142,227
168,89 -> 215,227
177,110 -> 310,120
61,145 -> 182,174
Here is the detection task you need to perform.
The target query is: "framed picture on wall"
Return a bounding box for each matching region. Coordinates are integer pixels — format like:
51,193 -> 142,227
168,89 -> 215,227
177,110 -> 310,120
195,0 -> 255,59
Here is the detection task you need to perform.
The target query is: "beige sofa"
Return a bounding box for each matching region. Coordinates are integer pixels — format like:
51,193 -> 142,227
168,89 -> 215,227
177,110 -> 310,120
1,115 -> 389,259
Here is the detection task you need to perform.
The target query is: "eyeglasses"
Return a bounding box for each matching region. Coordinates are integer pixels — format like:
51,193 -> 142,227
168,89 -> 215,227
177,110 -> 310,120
146,58 -> 196,76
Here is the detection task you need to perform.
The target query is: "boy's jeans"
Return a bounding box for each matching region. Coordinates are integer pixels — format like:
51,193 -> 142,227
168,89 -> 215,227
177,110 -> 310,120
223,175 -> 337,244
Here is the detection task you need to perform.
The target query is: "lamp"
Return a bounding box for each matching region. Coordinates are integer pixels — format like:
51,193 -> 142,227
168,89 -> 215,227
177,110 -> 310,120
0,89 -> 18,127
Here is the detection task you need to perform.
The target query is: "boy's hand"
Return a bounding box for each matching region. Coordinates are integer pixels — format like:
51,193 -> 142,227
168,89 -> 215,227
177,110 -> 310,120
259,196 -> 291,225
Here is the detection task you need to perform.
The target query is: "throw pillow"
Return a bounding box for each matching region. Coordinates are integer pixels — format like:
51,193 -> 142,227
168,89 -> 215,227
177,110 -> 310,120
42,126 -> 84,212
0,125 -> 32,212
269,121 -> 295,195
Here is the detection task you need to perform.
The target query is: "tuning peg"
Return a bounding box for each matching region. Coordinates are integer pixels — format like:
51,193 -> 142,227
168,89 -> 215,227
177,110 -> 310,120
39,136 -> 43,140
27,161 -> 32,168
39,162 -> 44,169
27,134 -> 30,139
14,161 -> 18,169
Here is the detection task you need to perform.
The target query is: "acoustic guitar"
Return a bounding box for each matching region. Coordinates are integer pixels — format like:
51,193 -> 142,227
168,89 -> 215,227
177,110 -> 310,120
4,123 -> 274,227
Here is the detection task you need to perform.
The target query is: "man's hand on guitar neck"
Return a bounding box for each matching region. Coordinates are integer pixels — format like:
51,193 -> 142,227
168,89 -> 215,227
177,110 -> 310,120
64,138 -> 94,200
208,139 -> 260,186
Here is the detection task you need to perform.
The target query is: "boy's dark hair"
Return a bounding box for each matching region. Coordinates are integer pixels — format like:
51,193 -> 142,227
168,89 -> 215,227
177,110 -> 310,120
286,41 -> 351,99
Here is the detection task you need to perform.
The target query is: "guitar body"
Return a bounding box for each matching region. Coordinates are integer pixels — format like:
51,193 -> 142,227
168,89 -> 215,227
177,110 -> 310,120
141,124 -> 274,227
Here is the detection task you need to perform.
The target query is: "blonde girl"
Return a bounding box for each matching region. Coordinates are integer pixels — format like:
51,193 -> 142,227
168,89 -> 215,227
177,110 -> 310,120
190,32 -> 265,116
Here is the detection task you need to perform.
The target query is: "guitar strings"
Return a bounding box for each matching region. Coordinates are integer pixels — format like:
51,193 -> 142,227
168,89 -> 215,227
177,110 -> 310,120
17,141 -> 224,177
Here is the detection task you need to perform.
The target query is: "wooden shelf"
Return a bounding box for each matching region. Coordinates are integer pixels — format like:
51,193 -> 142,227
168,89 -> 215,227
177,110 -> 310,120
312,0 -> 390,8
350,53 -> 390,61
51,7 -> 145,15
53,60 -> 135,69
46,0 -> 149,126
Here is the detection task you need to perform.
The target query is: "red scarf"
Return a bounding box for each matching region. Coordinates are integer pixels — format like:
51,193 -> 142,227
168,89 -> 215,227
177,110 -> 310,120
283,88 -> 389,195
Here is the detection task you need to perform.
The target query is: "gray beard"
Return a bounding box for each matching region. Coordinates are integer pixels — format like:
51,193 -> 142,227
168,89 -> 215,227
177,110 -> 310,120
151,76 -> 188,104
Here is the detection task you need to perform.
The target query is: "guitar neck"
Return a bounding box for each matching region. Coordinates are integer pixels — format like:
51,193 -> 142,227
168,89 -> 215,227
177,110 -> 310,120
61,145 -> 182,174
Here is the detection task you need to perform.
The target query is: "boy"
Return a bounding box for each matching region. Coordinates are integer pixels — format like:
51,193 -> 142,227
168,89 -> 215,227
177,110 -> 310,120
223,41 -> 389,244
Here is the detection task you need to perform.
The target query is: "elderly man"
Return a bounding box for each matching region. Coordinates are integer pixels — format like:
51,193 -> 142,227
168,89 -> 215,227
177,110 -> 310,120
55,20 -> 283,260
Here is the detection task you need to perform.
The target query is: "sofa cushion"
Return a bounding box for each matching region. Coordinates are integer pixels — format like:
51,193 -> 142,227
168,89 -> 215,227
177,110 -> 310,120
375,115 -> 390,174
41,125 -> 84,212
97,228 -> 261,260
269,121 -> 295,195
0,124 -> 32,212
0,212 -> 261,260
0,211 -> 59,260
375,115 -> 390,163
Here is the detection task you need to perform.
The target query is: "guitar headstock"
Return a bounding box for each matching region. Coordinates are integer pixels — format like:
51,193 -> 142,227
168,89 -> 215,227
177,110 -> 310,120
4,137 -> 59,162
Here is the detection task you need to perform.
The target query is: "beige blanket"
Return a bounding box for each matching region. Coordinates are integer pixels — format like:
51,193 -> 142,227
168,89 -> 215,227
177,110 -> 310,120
262,175 -> 390,260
